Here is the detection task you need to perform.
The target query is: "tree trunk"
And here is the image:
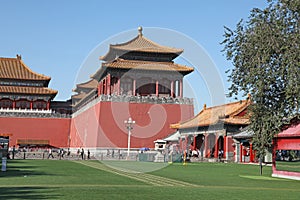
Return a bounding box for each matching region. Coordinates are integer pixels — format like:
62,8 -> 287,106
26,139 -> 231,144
259,157 -> 263,175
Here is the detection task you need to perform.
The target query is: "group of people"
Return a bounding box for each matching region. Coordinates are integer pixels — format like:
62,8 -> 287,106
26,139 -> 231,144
77,148 -> 90,160
48,148 -> 71,159
48,148 -> 91,160
190,148 -> 224,160
6,146 -> 94,160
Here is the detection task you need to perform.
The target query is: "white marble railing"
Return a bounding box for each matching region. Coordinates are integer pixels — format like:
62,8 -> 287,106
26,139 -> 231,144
0,108 -> 53,113
0,108 -> 71,118
72,94 -> 194,116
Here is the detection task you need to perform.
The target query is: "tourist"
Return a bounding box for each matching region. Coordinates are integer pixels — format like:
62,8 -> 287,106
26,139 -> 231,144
81,148 -> 84,160
59,149 -> 64,159
77,148 -> 80,159
12,145 -> 15,159
48,148 -> 54,159
23,148 -> 26,159
87,149 -> 90,160
218,149 -> 222,160
67,148 -> 70,158
192,149 -> 198,157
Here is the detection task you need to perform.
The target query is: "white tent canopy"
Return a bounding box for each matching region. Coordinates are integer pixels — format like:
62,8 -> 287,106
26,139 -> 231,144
163,131 -> 181,142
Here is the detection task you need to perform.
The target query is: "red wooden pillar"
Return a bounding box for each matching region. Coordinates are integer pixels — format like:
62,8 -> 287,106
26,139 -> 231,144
214,134 -> 219,158
193,135 -> 197,150
240,143 -> 243,162
13,100 -> 16,109
155,80 -> 159,97
223,135 -> 227,158
179,79 -> 183,98
97,82 -> 101,96
30,101 -> 33,109
102,81 -> 105,95
103,79 -> 106,95
205,134 -> 209,158
133,79 -> 136,96
117,77 -> 120,95
107,74 -> 111,95
170,81 -> 174,97
46,101 -> 50,110
249,142 -> 254,162
272,138 -> 277,172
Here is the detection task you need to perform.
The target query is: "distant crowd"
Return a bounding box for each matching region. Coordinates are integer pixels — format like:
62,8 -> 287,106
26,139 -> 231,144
7,146 -> 92,160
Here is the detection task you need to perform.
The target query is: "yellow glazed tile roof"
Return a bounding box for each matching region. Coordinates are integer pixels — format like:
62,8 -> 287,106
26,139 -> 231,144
102,59 -> 194,72
0,56 -> 50,81
0,85 -> 57,95
100,33 -> 183,61
171,100 -> 251,129
76,79 -> 98,89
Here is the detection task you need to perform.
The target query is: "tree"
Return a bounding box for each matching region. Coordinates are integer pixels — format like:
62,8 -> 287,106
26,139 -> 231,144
222,0 -> 300,175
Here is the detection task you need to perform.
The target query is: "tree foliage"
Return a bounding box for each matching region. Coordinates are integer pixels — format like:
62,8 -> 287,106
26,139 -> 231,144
222,0 -> 300,173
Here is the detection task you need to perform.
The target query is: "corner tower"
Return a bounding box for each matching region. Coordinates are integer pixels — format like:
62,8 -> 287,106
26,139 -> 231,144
70,27 -> 194,151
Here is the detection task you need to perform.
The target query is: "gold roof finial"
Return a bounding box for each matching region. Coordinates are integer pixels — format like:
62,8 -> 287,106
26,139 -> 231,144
138,26 -> 143,36
247,93 -> 251,101
203,104 -> 207,110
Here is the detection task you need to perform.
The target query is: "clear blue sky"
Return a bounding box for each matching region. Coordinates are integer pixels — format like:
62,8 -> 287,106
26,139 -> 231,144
0,0 -> 268,113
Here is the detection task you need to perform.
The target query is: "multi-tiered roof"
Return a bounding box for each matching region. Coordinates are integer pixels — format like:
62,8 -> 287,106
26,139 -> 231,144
92,27 -> 193,80
72,79 -> 98,104
0,55 -> 57,102
73,27 -> 194,109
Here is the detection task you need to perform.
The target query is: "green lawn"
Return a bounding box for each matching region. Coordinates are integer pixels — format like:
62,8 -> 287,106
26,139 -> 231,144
0,160 -> 300,200
276,161 -> 300,173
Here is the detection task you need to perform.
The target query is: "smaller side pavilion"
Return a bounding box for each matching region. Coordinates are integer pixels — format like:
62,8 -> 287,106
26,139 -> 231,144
232,128 -> 255,163
272,118 -> 300,180
171,98 -> 250,161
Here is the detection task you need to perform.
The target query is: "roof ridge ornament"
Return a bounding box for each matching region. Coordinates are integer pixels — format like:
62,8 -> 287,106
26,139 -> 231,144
138,26 -> 143,36
16,54 -> 22,60
247,93 -> 251,101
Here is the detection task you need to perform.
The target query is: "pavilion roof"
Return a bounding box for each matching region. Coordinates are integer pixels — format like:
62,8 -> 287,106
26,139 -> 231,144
0,56 -> 51,81
76,79 -> 98,89
102,59 -> 193,73
0,86 -> 57,96
277,122 -> 300,138
233,127 -> 254,139
73,79 -> 98,93
100,27 -> 183,61
171,99 -> 251,129
71,92 -> 86,99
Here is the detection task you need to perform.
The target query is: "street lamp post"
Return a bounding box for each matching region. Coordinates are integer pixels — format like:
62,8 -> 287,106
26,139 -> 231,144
124,117 -> 135,160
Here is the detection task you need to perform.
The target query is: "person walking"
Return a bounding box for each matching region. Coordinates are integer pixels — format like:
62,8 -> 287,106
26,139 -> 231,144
67,148 -> 70,159
12,145 -> 16,159
77,148 -> 80,160
87,149 -> 90,160
81,148 -> 84,160
48,148 -> 54,159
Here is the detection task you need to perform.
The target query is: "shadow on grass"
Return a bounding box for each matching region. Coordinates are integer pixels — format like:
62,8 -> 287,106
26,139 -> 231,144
0,160 -> 50,178
0,186 -> 61,199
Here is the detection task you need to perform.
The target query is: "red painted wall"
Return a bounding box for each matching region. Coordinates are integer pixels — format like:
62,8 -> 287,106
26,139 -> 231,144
273,137 -> 300,180
0,117 -> 71,147
0,101 -> 193,149
70,101 -> 194,148
276,137 -> 300,150
227,137 -> 235,152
